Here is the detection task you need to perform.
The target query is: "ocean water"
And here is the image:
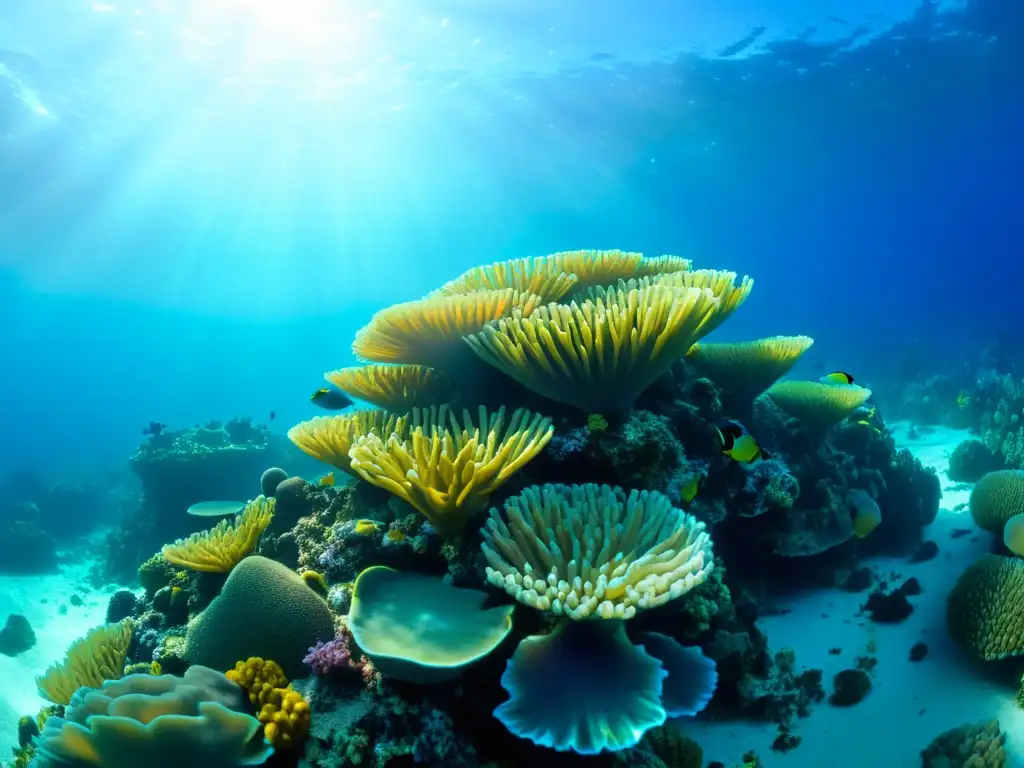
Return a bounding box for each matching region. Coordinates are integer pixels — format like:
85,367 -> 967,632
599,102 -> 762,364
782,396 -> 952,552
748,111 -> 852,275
1,1 -> 1023,767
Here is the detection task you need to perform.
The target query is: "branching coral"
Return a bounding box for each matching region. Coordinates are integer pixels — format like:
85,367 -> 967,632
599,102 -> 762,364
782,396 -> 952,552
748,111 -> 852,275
348,405 -> 554,538
162,496 -> 275,573
481,483 -> 714,620
36,620 -> 134,706
323,364 -> 457,411
465,283 -> 722,412
287,409 -> 410,476
351,288 -> 542,367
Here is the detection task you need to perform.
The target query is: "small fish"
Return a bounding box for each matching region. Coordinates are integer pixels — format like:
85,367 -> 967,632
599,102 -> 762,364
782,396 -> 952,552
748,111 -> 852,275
269,410 -> 276,421
318,471 -> 336,487
855,420 -> 871,427
848,489 -> 882,538
679,473 -> 702,507
311,387 -> 353,410
820,371 -> 855,385
715,421 -> 771,463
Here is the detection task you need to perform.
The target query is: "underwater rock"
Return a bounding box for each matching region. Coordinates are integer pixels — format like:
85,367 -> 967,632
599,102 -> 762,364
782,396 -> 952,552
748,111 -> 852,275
864,588 -> 914,623
899,576 -> 923,596
948,439 -> 1004,483
838,567 -> 875,592
105,589 -> 139,624
271,476 -> 315,533
909,540 -> 939,563
736,649 -> 824,728
261,466 -> 290,497
909,642 -> 929,662
0,614 -> 36,656
828,668 -> 871,707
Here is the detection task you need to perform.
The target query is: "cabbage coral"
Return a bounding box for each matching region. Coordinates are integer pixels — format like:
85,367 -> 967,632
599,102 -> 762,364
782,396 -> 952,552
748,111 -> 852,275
36,620 -> 134,706
323,364 -> 456,411
351,288 -> 542,367
481,483 -> 714,620
464,283 -> 722,412
161,496 -> 275,573
348,405 -> 554,538
431,256 -> 581,303
287,409 -> 409,475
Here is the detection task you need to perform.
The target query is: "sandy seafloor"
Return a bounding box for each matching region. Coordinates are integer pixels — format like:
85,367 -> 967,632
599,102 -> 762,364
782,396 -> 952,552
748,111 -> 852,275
1,422 -> 1022,766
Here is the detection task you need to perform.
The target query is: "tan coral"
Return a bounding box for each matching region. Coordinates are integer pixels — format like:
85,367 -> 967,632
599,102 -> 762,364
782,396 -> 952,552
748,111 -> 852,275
288,409 -> 409,475
481,483 -> 714,620
352,289 -> 542,367
763,380 -> 872,438
348,405 -> 554,538
36,620 -> 134,705
324,364 -> 457,411
464,283 -> 721,412
162,496 -> 275,573
686,336 -> 814,402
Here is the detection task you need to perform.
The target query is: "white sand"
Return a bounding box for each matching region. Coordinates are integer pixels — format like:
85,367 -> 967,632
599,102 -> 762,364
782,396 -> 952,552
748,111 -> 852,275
0,556 -> 118,760
694,422 -> 1024,767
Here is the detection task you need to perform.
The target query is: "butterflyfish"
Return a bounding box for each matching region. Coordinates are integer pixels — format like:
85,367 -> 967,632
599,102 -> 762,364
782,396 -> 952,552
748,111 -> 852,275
318,471 -> 336,487
311,387 -> 354,410
820,371 -> 855,385
1003,513 -> 1024,557
679,473 -> 702,507
848,489 -> 881,538
715,421 -> 772,464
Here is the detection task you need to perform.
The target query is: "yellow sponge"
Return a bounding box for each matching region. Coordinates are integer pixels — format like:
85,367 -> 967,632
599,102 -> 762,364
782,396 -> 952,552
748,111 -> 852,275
258,686 -> 311,750
225,657 -> 288,708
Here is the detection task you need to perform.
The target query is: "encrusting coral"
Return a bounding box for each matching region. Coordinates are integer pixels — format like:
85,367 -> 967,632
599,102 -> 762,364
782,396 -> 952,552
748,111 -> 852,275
481,483 -> 714,620
324,364 -> 457,411
288,409 -> 410,476
465,283 -> 723,413
161,496 -> 275,573
36,620 -> 134,706
348,405 -> 554,538
946,554 -> 1024,660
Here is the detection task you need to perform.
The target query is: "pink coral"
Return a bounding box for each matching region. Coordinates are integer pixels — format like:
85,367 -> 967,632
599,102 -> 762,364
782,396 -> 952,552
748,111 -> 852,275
304,633 -> 358,677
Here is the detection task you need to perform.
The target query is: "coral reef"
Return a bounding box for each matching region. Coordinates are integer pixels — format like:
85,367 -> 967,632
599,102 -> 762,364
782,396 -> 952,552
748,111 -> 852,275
921,720 -> 1007,767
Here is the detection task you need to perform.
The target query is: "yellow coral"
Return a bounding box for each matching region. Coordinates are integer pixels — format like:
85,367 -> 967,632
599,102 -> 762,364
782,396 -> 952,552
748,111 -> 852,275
324,364 -> 457,411
349,405 -> 554,538
971,470 -> 1024,534
947,554 -> 1024,661
465,283 -> 721,412
289,409 -> 411,476
354,519 -> 380,536
431,256 -> 581,303
635,255 -> 693,276
36,620 -> 133,705
481,483 -> 714,620
225,657 -> 289,708
764,380 -> 872,438
162,496 -> 275,573
259,686 -> 311,750
352,289 -> 542,367
301,570 -> 329,596
686,336 -> 814,402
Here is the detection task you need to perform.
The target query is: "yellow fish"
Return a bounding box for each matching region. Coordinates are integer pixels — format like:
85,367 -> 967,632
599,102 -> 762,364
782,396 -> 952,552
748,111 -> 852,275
318,471 -> 335,487
679,473 -> 702,507
715,422 -> 771,464
820,371 -> 855,385
848,489 -> 881,538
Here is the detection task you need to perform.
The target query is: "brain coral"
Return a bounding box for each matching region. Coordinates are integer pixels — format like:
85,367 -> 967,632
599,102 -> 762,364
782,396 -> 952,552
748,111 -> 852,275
185,556 -> 335,678
31,665 -> 271,768
969,470 -> 1024,534
947,554 -> 1024,661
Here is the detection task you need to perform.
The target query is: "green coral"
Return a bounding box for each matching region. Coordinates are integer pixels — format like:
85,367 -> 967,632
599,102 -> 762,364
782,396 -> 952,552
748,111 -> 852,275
764,473 -> 799,509
138,553 -> 187,597
587,413 -> 609,433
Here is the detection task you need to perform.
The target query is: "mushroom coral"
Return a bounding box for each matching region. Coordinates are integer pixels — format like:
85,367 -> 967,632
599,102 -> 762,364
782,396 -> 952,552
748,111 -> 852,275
464,283 -> 722,413
686,335 -> 814,404
348,404 -> 554,538
347,566 -> 514,684
482,484 -> 718,754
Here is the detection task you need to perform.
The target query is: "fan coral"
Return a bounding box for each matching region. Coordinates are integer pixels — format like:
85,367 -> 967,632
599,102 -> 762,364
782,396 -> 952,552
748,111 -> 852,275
348,405 -> 554,538
31,665 -> 272,768
465,283 -> 723,413
969,470 -> 1024,534
324,364 -> 457,411
36,620 -> 134,706
947,554 -> 1024,660
288,409 -> 410,476
481,483 -> 714,620
352,288 -> 542,367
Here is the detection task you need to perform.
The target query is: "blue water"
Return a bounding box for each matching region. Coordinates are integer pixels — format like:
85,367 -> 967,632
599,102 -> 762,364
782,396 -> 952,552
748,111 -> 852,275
0,0 -> 1021,472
